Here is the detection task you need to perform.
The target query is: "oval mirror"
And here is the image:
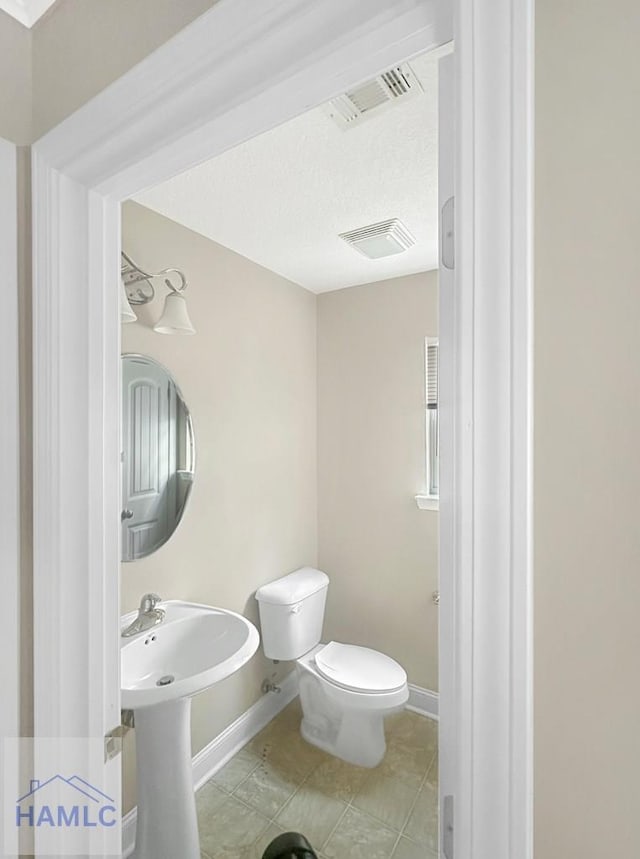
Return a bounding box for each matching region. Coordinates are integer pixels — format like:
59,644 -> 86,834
121,354 -> 195,562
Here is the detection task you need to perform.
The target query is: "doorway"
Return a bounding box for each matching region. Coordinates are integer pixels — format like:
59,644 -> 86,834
29,2 -> 533,857
117,41 -> 445,856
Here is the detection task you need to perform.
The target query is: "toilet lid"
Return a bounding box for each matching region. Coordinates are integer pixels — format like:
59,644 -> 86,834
315,642 -> 407,693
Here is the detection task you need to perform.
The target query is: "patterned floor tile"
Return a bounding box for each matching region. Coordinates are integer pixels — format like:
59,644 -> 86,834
248,822 -> 286,859
197,780 -> 230,818
305,754 -> 369,802
259,729 -> 326,783
276,783 -> 348,848
233,759 -> 299,818
392,835 -> 437,859
403,781 -> 439,853
199,794 -> 271,859
374,738 -> 434,790
213,748 -> 262,792
425,752 -> 438,788
195,704 -> 438,859
322,807 -> 398,859
352,771 -> 418,832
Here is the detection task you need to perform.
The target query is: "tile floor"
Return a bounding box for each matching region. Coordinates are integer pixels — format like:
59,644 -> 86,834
196,700 -> 439,859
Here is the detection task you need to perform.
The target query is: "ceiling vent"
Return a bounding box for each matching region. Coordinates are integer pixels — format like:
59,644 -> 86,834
326,63 -> 423,130
339,219 -> 416,260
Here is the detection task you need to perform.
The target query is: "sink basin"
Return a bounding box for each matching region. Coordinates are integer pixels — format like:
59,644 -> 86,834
120,600 -> 259,709
120,600 -> 260,859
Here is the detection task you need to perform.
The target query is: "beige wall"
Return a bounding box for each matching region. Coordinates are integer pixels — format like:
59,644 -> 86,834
317,273 -> 439,692
31,0 -> 220,139
0,11 -> 31,144
534,1 -> 640,856
120,201 -> 317,812
0,0 -> 220,144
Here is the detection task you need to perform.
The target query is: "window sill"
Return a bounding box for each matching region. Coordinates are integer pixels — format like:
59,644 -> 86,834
415,494 -> 439,511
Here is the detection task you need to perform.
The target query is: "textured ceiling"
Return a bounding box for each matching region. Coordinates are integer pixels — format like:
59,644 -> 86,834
134,48 -> 442,293
0,0 -> 57,27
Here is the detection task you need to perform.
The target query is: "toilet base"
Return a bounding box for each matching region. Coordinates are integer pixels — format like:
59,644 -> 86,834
300,710 -> 386,768
296,653 -> 407,768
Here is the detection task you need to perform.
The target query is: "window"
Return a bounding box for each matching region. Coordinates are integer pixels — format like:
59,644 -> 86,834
425,337 -> 439,497
415,337 -> 439,510
426,338 -> 439,496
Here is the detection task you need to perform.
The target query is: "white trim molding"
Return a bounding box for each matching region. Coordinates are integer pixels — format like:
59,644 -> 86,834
449,2 -> 534,858
415,494 -> 439,511
0,0 -> 56,27
38,0 -> 452,197
0,136 -> 19,797
191,673 -> 298,793
30,0 -> 533,857
122,674 -> 298,858
407,684 -> 439,720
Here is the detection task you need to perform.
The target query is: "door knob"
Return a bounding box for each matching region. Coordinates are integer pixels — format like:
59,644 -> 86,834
121,509 -> 134,521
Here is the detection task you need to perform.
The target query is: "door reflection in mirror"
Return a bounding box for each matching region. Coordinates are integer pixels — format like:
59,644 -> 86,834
121,354 -> 195,562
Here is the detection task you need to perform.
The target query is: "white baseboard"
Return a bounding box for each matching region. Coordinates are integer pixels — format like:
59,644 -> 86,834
122,671 -> 298,857
407,683 -> 439,720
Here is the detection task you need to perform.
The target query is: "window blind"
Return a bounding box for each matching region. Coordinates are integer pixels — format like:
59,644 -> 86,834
426,343 -> 438,409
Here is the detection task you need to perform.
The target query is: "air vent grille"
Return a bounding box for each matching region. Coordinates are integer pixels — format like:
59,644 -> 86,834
347,80 -> 390,114
339,218 -> 416,259
326,63 -> 422,130
380,67 -> 413,97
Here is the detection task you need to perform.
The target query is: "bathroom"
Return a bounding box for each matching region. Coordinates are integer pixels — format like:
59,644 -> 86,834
119,46 -> 441,859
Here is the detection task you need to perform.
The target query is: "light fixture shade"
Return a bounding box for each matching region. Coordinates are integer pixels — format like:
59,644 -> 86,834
120,277 -> 137,323
153,292 -> 196,335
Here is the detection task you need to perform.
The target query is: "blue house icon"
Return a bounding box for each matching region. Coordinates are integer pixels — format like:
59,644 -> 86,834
16,776 -> 116,828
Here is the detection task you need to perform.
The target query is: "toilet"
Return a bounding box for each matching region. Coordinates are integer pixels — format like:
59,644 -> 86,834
255,567 -> 408,767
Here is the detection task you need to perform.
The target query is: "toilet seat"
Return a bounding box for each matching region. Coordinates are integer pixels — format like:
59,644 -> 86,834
315,641 -> 407,694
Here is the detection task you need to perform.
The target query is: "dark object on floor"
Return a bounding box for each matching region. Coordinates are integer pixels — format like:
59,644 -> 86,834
262,831 -> 319,859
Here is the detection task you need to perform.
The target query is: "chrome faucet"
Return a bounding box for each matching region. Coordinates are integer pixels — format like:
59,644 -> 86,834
121,593 -> 165,638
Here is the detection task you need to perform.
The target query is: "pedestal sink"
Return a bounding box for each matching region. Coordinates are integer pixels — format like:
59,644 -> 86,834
120,600 -> 260,859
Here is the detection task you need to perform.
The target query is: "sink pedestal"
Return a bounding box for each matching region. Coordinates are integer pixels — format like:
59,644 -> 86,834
133,698 -> 199,859
121,601 -> 260,857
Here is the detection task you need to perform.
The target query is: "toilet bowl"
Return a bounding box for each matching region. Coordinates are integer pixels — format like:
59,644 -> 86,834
255,568 -> 409,767
297,642 -> 408,766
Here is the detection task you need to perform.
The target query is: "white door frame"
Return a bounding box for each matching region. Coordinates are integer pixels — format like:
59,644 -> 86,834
0,136 -> 20,845
31,1 -> 534,856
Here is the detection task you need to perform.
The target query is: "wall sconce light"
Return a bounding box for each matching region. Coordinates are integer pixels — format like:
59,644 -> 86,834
120,251 -> 196,335
120,276 -> 137,324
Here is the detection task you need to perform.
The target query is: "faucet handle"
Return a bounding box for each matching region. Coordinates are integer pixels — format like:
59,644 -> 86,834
139,593 -> 162,613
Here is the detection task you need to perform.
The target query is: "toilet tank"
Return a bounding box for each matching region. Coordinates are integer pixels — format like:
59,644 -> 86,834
255,567 -> 329,660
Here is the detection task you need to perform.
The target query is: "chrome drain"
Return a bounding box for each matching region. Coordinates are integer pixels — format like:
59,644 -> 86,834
156,674 -> 175,686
